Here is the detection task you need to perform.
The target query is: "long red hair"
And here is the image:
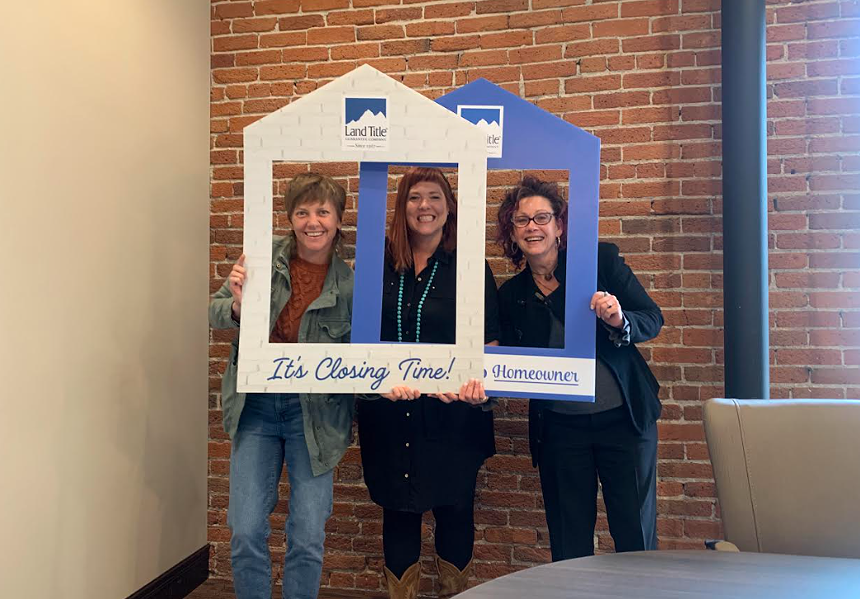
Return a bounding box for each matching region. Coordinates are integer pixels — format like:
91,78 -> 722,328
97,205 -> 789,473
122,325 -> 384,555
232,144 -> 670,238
387,167 -> 458,273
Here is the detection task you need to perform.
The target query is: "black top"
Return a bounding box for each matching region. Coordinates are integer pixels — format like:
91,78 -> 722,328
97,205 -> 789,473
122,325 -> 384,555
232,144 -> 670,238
358,246 -> 500,512
498,242 -> 664,465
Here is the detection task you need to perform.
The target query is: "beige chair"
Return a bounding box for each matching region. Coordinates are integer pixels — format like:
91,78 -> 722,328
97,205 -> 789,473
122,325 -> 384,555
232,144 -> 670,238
703,397 -> 860,558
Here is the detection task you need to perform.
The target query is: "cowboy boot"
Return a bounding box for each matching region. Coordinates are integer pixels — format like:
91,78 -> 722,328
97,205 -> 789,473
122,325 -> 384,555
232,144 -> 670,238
384,561 -> 421,599
435,556 -> 473,597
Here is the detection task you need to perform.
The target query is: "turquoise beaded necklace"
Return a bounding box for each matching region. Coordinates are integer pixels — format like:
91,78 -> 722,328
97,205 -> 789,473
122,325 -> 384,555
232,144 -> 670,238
397,260 -> 439,342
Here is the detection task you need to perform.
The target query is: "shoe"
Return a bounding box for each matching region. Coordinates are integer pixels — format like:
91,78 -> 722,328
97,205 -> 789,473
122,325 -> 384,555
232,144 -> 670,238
435,556 -> 473,597
384,561 -> 421,599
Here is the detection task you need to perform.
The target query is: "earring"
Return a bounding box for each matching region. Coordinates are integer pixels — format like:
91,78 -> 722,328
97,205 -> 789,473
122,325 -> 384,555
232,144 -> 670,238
556,236 -> 561,247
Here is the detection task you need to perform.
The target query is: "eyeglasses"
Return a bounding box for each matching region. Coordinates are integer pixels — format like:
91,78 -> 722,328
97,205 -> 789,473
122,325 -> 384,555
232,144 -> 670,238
512,212 -> 554,228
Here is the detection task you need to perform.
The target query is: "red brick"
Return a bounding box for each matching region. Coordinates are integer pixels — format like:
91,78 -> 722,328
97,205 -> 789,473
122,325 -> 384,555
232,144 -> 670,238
425,2 -> 474,18
623,34 -> 681,52
534,24 -> 589,44
231,17 -> 278,33
327,9 -> 374,25
480,30 -> 533,49
374,7 -> 422,22
254,0 -> 301,15
213,35 -> 259,52
560,3 -> 619,23
278,14 -> 325,30
510,9 -> 563,28
331,43 -> 380,60
593,18 -> 650,38
301,0 -> 350,8
809,19 -> 860,40
432,34 -> 481,51
307,26 -> 355,44
259,31 -> 306,47
509,45 -> 563,64
476,0 -> 528,13
380,39 -> 430,55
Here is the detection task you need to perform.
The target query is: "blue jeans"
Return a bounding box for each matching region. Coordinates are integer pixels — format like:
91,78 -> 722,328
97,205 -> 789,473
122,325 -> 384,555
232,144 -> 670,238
228,394 -> 333,599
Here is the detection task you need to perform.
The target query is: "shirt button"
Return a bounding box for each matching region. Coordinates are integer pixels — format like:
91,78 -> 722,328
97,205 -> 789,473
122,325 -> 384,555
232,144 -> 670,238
417,277 -> 422,282
405,442 -> 410,447
406,302 -> 411,307
404,473 -> 409,478
406,412 -> 410,417
276,263 -> 283,269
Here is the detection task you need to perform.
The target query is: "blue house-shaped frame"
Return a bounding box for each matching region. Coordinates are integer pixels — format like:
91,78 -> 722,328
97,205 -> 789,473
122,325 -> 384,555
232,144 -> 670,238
352,79 -> 600,401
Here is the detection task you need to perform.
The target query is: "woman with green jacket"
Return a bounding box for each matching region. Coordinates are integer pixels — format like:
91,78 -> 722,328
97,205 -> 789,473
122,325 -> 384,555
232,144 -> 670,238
209,173 -> 354,599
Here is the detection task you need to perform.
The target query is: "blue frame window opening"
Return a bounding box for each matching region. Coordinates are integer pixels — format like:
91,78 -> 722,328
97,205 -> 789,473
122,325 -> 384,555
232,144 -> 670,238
351,162 -> 461,345
488,168 -> 571,349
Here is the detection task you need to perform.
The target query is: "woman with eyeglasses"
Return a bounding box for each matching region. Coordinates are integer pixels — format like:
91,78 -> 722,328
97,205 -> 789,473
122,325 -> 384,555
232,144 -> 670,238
357,167 -> 500,599
496,176 -> 663,561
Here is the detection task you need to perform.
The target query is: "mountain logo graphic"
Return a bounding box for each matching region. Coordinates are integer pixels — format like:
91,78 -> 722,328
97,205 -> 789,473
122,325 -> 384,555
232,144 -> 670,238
458,105 -> 504,158
343,97 -> 389,151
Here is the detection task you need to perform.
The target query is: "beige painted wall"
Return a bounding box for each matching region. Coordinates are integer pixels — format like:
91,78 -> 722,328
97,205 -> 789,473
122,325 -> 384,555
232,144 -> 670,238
0,2 -> 210,597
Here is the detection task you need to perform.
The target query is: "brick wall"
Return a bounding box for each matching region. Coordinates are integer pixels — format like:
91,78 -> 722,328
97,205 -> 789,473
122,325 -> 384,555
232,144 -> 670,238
209,0 -> 860,593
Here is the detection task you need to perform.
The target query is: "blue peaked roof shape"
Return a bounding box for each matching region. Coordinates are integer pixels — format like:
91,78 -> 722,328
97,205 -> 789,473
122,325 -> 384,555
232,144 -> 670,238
435,78 -> 601,385
436,78 -> 598,170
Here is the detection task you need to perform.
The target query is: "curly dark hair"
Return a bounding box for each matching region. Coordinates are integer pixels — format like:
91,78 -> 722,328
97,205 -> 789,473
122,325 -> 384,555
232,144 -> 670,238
496,176 -> 568,269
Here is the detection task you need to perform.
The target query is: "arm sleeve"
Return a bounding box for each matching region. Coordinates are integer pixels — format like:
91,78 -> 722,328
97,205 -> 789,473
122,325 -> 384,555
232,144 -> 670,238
209,278 -> 240,330
603,244 -> 663,344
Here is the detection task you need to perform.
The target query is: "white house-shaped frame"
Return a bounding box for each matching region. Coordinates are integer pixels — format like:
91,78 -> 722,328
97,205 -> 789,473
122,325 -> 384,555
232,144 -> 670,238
239,65 -> 488,393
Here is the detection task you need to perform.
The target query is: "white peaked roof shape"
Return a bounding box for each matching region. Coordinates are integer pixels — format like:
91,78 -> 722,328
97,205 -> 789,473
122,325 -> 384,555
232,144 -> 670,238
236,65 -> 490,393
244,64 -> 487,163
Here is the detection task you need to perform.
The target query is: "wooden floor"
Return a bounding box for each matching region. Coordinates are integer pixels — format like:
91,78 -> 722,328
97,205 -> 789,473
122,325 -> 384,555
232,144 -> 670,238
188,578 -> 385,599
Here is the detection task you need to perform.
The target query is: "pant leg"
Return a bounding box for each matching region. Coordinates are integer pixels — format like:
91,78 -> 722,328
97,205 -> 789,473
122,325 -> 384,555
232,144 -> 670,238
382,508 -> 423,578
593,407 -> 659,553
229,394 -> 285,599
538,411 -> 599,561
280,395 -> 334,599
433,494 -> 476,570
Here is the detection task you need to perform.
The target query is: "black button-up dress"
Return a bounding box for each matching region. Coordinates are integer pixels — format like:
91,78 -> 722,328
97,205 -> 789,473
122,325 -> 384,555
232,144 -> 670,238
357,247 -> 500,513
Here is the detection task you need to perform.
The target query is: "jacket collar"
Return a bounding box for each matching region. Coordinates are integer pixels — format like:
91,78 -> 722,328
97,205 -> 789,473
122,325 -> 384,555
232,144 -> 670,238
273,235 -> 351,308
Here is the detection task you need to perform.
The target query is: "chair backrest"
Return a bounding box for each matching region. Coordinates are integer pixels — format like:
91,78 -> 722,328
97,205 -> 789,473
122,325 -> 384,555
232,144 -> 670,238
704,398 -> 860,558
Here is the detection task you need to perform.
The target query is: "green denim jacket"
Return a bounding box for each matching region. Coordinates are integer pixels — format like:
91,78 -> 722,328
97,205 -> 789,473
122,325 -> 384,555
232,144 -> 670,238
209,235 -> 355,476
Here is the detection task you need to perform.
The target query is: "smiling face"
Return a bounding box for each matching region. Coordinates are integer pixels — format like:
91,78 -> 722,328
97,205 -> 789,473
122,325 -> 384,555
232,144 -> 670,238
404,180 -> 449,245
289,198 -> 341,263
511,195 -> 562,266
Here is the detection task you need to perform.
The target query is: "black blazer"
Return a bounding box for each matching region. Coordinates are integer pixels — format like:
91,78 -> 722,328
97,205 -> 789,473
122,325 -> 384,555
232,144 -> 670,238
498,242 -> 663,464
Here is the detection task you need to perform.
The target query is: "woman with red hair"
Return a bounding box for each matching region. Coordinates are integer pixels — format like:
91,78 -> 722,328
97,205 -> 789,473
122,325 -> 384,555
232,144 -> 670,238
358,167 -> 499,599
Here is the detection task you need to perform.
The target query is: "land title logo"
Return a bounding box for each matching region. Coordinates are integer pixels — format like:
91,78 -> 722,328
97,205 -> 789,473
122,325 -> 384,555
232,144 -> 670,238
458,105 -> 504,158
343,96 -> 388,151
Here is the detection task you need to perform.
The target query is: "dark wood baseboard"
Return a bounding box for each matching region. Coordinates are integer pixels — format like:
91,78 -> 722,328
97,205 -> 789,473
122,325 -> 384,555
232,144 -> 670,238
127,544 -> 209,599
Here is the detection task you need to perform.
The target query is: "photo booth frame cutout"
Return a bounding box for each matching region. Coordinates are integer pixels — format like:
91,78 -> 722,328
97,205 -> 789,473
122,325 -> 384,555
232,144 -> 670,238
353,79 -> 600,401
238,65 -> 488,393
440,80 -> 600,401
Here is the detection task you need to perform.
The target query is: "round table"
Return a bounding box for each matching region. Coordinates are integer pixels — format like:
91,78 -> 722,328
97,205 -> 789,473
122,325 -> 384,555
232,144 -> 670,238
455,550 -> 860,598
